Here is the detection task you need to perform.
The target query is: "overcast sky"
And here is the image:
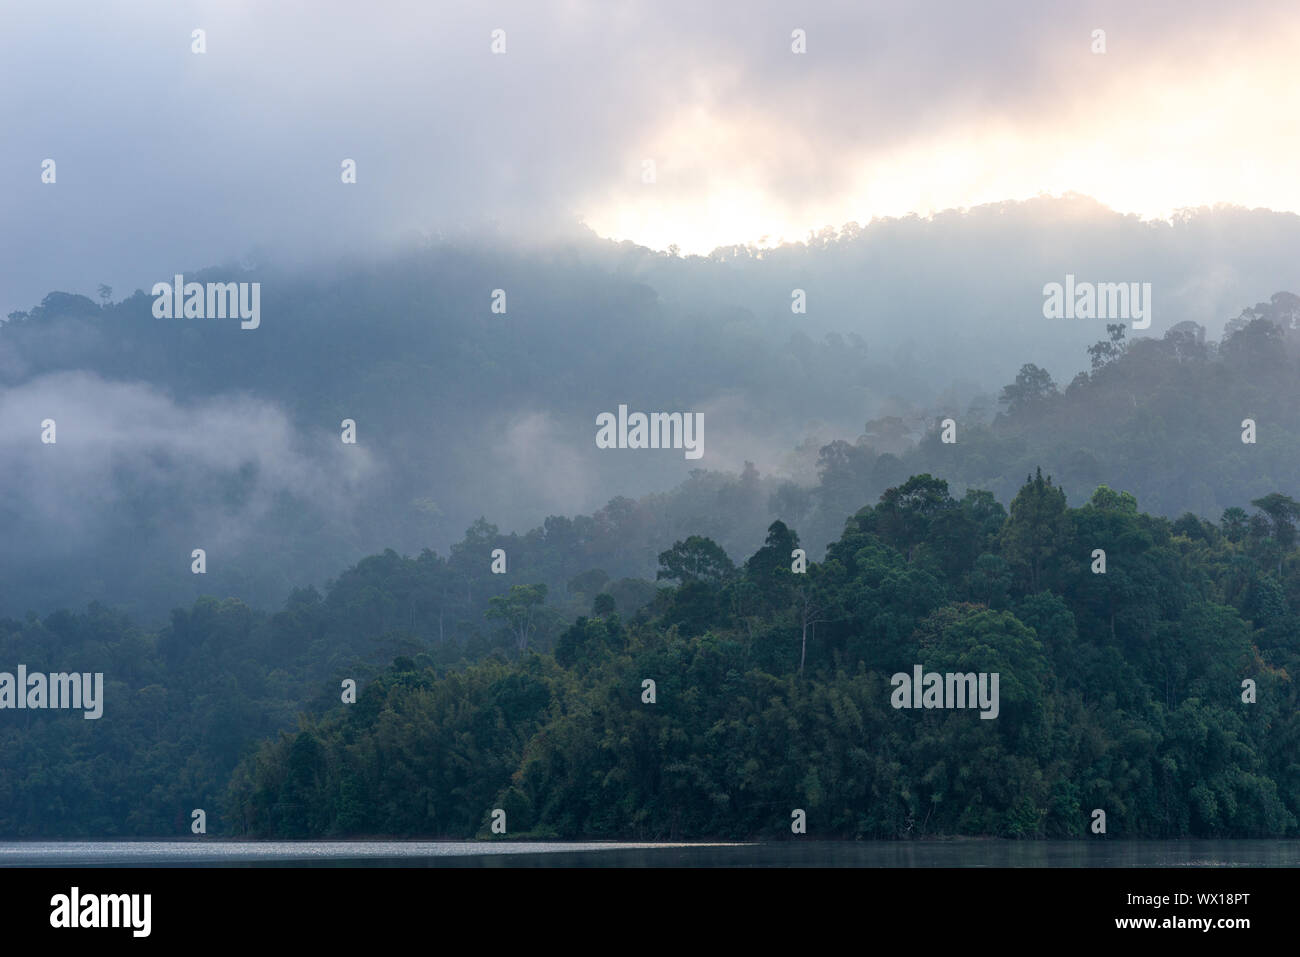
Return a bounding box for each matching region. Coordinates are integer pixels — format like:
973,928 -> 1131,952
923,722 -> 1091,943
3,0 -> 1299,315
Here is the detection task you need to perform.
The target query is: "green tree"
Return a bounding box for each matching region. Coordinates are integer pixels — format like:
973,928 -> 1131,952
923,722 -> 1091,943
1087,323 -> 1127,370
1221,507 -> 1249,544
999,364 -> 1058,416
873,474 -> 958,562
486,583 -> 549,652
1250,493 -> 1300,576
1002,468 -> 1070,593
656,536 -> 735,585
1087,485 -> 1138,513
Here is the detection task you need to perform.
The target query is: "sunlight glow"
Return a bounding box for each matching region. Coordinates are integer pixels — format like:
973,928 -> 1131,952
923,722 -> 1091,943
580,26 -> 1300,254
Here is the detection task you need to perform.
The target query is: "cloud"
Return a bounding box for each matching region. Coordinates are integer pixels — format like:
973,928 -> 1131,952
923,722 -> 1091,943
0,371 -> 378,556
3,0 -> 1298,312
493,409 -> 598,517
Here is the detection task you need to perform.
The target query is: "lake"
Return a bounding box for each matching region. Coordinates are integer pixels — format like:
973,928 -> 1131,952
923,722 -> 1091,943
2,839 -> 1296,867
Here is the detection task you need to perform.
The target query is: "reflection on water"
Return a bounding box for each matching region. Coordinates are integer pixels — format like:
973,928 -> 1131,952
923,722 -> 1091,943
1,839 -> 1297,867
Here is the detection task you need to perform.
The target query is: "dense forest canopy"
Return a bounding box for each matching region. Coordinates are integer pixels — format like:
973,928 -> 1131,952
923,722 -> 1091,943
2,461 -> 1296,839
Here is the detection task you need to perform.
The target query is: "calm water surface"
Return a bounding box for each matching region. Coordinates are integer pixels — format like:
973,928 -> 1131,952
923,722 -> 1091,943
1,840 -> 1296,867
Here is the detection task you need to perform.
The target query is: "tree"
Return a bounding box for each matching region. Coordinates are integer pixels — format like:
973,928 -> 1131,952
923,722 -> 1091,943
744,521 -> 799,594
1163,322 -> 1207,363
769,481 -> 813,527
1087,323 -> 1127,370
1221,318 -> 1286,370
863,415 -> 913,454
656,536 -> 735,585
449,517 -> 500,604
970,553 -> 1013,607
1087,485 -> 1138,514
1002,468 -> 1070,593
1250,493 -> 1300,576
999,364 -> 1058,416
1220,507 -> 1249,544
815,439 -> 874,520
873,474 -> 957,562
1226,292 -> 1300,337
794,569 -> 833,674
923,606 -> 1048,728
486,583 -> 548,652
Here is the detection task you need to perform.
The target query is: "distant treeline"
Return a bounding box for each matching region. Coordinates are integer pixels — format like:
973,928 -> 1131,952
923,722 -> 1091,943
4,242 -> 1298,625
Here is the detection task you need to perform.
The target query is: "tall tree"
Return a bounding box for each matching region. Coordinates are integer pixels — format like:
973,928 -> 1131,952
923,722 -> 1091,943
656,536 -> 735,585
1002,468 -> 1070,593
486,583 -> 548,651
1250,493 -> 1300,576
998,364 -> 1058,416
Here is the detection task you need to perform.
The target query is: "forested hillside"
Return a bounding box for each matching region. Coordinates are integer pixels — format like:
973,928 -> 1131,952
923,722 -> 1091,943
3,283 -> 1299,839
4,209 -> 1300,623
868,295 -> 1300,520
3,464 -> 1296,838
225,473 -> 1299,840
0,516 -> 665,836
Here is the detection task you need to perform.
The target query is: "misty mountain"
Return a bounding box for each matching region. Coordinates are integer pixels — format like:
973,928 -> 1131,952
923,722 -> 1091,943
3,197 -> 1300,621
